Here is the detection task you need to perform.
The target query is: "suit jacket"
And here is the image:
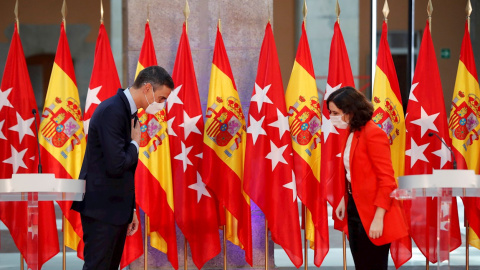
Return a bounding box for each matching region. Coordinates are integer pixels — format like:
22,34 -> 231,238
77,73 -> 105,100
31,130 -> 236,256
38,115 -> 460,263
72,89 -> 138,226
341,120 -> 409,246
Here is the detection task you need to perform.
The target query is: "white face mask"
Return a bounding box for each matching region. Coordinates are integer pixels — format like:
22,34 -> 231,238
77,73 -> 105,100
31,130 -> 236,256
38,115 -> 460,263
145,90 -> 165,115
330,114 -> 349,129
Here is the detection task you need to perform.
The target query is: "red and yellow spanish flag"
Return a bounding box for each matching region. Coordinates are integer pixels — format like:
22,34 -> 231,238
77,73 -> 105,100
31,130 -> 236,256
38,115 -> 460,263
38,22 -> 86,252
372,21 -> 411,268
133,21 -> 178,269
203,23 -> 252,265
285,21 -> 328,267
448,21 -> 480,249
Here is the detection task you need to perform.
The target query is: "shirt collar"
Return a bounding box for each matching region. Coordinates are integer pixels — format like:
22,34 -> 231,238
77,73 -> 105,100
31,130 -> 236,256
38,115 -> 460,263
123,88 -> 137,115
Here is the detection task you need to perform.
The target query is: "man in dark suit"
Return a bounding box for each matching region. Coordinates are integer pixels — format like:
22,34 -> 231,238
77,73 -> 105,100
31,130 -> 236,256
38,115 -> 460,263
72,66 -> 174,270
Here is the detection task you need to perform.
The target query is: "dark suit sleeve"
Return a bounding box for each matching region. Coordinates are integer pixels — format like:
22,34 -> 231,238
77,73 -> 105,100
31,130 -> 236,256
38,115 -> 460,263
97,105 -> 138,177
365,124 -> 397,211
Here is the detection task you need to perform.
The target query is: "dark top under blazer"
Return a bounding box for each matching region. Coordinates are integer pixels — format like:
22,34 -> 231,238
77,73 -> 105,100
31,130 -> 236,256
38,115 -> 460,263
72,89 -> 138,226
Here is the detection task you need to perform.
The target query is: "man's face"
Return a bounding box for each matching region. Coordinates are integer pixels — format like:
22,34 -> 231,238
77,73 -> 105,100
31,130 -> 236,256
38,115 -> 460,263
144,83 -> 172,105
151,84 -> 172,103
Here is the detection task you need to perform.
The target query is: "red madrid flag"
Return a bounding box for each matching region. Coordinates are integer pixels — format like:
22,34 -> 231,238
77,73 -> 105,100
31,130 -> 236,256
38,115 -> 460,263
404,21 -> 461,263
244,22 -> 303,268
0,22 -> 59,269
168,22 -> 221,269
321,21 -> 355,233
76,22 -> 143,269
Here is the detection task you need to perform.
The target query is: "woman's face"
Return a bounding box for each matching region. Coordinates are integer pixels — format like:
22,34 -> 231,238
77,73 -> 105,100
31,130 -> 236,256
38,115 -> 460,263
328,101 -> 350,123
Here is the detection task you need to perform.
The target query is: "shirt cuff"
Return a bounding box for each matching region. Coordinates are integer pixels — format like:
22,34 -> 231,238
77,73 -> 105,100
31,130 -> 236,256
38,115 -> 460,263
131,140 -> 139,153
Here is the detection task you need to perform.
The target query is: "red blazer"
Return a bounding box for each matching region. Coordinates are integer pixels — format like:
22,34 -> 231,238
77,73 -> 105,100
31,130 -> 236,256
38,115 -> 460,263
341,120 -> 409,246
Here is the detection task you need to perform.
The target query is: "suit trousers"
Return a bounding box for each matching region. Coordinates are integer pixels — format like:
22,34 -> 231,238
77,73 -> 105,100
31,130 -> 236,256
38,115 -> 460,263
81,214 -> 129,270
347,193 -> 391,270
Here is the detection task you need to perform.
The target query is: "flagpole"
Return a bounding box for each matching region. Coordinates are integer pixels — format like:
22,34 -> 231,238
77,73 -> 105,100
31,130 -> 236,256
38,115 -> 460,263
60,2 -> 68,269
427,0 -> 432,32
335,3 -> 347,269
302,204 -> 308,270
342,232 -> 346,270
183,3 -> 190,270
144,215 -> 149,270
302,3 -> 308,269
184,239 -> 188,270
265,220 -> 268,270
223,224 -> 227,270
100,0 -> 104,24
465,4 -> 472,270
370,0 -> 377,98
223,207 -> 227,270
14,2 -> 24,269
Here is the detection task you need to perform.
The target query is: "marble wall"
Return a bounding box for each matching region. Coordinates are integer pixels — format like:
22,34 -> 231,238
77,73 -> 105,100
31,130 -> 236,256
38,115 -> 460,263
125,0 -> 274,269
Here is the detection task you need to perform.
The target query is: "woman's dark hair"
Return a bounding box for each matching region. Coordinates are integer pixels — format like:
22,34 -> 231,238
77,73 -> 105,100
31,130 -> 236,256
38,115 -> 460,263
326,86 -> 373,132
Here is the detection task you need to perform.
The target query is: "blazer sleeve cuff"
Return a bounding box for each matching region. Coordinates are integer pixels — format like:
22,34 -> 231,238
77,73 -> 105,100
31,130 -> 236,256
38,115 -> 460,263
373,187 -> 393,211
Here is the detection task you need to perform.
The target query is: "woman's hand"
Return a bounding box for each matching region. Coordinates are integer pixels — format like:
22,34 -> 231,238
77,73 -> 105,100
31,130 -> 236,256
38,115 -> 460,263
335,196 -> 346,220
369,207 -> 386,239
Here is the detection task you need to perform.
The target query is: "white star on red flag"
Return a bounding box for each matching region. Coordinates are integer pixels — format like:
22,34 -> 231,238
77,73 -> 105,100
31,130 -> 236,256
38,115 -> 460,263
410,106 -> 439,137
2,145 -> 28,173
0,120 -> 6,140
247,115 -> 267,145
85,85 -> 102,112
188,172 -> 212,203
265,140 -> 288,170
251,83 -> 273,113
268,108 -> 290,139
405,138 -> 430,167
409,82 -> 419,102
324,83 -> 342,100
432,143 -> 451,168
8,111 -> 35,143
174,141 -> 193,172
179,111 -> 201,140
167,85 -> 184,112
283,170 -> 297,202
0,87 -> 13,111
321,114 -> 339,142
167,116 -> 177,137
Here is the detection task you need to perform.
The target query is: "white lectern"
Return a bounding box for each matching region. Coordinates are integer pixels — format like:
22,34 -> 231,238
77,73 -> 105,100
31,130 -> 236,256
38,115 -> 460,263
392,169 -> 480,270
0,174 -> 85,270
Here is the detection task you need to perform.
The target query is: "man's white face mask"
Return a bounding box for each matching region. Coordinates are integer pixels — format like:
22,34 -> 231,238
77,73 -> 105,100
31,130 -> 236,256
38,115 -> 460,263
144,88 -> 165,115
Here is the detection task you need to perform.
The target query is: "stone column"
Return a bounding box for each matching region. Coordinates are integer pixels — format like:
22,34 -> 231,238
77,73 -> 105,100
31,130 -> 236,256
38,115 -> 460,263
125,0 -> 274,269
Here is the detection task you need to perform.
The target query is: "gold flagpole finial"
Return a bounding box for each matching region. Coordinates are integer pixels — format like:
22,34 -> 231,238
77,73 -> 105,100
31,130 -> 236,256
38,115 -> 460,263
218,18 -> 222,34
335,0 -> 341,24
100,0 -> 104,24
147,0 -> 150,23
303,0 -> 308,23
427,0 -> 433,32
61,0 -> 67,31
14,0 -> 19,33
184,0 -> 190,33
268,0 -> 271,23
383,0 -> 390,22
467,0 -> 472,33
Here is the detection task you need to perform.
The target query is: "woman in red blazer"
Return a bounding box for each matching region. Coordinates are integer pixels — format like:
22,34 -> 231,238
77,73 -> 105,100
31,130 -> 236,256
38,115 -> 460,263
327,87 -> 409,270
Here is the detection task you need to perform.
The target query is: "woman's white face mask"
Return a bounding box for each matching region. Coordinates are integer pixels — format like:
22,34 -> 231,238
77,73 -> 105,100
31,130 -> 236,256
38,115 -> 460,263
330,114 -> 349,129
144,89 -> 165,115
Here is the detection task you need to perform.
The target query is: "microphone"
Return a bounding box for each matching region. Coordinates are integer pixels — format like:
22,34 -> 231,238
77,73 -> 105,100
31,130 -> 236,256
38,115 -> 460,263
428,132 -> 457,169
32,109 -> 43,174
